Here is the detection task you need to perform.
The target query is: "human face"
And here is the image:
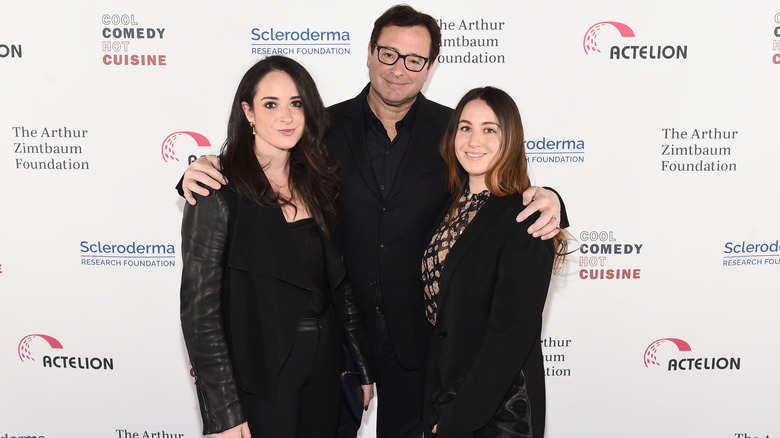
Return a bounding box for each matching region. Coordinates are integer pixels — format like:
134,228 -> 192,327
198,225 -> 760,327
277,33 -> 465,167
454,99 -> 502,193
241,70 -> 304,160
367,25 -> 433,109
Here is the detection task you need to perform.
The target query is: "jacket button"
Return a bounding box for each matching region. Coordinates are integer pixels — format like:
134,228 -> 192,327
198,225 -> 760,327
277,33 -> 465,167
437,331 -> 447,338
379,243 -> 387,250
369,280 -> 377,287
381,207 -> 389,214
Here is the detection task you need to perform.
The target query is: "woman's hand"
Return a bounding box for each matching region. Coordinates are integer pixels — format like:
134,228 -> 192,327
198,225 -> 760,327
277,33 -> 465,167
362,383 -> 375,410
211,421 -> 251,438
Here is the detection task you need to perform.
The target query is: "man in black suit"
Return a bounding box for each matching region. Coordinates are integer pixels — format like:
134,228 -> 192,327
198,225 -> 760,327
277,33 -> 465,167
180,6 -> 567,437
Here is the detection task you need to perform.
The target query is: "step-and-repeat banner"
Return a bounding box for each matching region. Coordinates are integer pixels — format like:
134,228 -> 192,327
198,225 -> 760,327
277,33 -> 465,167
2,1 -> 778,437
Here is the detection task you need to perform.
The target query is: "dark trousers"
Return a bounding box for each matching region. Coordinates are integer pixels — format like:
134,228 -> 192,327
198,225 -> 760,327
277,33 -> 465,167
337,310 -> 424,438
240,314 -> 341,438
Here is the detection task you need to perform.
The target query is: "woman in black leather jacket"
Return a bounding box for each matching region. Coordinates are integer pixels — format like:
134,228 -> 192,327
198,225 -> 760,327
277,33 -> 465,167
180,56 -> 374,438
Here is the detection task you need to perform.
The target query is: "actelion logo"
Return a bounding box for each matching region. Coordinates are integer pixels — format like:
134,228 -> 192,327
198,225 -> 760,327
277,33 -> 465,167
583,21 -> 635,54
583,21 -> 688,60
161,131 -> 211,164
18,334 -> 63,362
644,338 -> 740,371
18,334 -> 114,370
644,338 -> 690,367
0,42 -> 22,58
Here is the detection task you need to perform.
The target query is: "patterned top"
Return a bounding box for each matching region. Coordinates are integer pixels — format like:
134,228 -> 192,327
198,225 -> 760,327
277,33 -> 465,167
422,188 -> 491,326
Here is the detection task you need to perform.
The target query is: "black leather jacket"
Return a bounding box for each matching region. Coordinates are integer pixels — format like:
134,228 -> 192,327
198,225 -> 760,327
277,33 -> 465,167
180,187 -> 374,434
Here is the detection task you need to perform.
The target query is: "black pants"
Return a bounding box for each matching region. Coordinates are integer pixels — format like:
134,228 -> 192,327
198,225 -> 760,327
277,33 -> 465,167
240,314 -> 341,438
337,310 -> 424,438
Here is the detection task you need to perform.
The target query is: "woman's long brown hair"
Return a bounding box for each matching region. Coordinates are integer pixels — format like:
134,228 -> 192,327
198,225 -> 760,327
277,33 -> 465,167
440,87 -> 570,272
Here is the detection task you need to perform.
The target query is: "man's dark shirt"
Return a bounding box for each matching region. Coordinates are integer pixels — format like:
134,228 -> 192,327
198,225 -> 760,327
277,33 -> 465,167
361,89 -> 421,308
362,90 -> 419,199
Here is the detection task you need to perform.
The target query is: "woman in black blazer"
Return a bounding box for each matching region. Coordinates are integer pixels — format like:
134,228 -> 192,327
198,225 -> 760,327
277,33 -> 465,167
180,56 -> 374,438
422,87 -> 569,438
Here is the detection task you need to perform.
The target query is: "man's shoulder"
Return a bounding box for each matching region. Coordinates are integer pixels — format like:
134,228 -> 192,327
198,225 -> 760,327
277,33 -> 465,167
327,94 -> 362,124
416,93 -> 453,123
327,95 -> 358,112
420,95 -> 453,114
327,85 -> 368,117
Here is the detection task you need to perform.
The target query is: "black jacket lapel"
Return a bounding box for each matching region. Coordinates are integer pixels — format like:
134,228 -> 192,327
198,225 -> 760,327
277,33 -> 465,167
339,90 -> 383,200
228,196 -> 313,291
385,93 -> 442,202
436,195 -> 505,311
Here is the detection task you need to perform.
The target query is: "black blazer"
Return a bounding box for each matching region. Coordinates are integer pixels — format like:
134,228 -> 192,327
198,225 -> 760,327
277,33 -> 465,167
180,186 -> 373,434
424,194 -> 554,438
326,85 -> 453,369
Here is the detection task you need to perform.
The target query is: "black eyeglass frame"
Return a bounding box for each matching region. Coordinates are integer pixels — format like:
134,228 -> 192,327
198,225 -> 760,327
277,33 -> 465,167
374,45 -> 431,72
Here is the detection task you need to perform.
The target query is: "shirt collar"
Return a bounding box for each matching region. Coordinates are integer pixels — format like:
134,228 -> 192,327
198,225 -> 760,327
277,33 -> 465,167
360,83 -> 421,132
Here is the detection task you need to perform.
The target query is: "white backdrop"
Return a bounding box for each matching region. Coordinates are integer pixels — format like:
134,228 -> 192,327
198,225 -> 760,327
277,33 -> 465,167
2,1 -> 779,437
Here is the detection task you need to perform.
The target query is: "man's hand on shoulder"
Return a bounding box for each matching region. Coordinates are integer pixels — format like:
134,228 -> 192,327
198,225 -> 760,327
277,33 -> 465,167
183,155 -> 226,206
517,186 -> 561,240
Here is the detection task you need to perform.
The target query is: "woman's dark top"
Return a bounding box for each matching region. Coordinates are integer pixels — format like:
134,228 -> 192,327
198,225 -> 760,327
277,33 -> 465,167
288,218 -> 329,318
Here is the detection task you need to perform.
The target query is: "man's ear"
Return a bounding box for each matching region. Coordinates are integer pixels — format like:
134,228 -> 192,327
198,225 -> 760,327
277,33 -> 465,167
366,42 -> 374,68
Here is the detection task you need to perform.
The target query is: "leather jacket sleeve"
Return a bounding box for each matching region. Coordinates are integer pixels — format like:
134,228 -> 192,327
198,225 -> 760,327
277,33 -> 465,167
180,188 -> 245,434
340,278 -> 376,385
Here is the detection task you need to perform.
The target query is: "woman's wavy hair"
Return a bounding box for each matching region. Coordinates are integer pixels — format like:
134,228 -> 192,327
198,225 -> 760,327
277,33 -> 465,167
440,86 -> 570,271
220,56 -> 340,235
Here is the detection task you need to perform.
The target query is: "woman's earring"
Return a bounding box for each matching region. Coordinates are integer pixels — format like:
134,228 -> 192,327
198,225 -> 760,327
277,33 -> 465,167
250,122 -> 256,136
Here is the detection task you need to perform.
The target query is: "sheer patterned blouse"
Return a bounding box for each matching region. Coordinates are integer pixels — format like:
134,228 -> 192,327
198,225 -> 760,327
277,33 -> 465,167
421,188 -> 491,326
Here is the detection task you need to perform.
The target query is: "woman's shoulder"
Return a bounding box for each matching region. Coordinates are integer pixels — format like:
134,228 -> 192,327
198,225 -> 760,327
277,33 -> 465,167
492,193 -> 534,219
487,193 -> 541,236
185,183 -> 237,218
489,195 -> 554,258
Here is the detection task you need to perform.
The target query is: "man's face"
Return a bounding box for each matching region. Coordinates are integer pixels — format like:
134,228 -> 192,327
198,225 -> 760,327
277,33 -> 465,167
367,25 -> 433,108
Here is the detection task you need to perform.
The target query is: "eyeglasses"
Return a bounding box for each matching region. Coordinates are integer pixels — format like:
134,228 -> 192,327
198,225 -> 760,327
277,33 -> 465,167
374,45 -> 430,72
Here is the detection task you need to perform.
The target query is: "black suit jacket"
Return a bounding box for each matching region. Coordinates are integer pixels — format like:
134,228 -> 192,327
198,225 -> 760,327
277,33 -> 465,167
180,186 -> 373,434
326,85 -> 453,369
424,194 -> 554,438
